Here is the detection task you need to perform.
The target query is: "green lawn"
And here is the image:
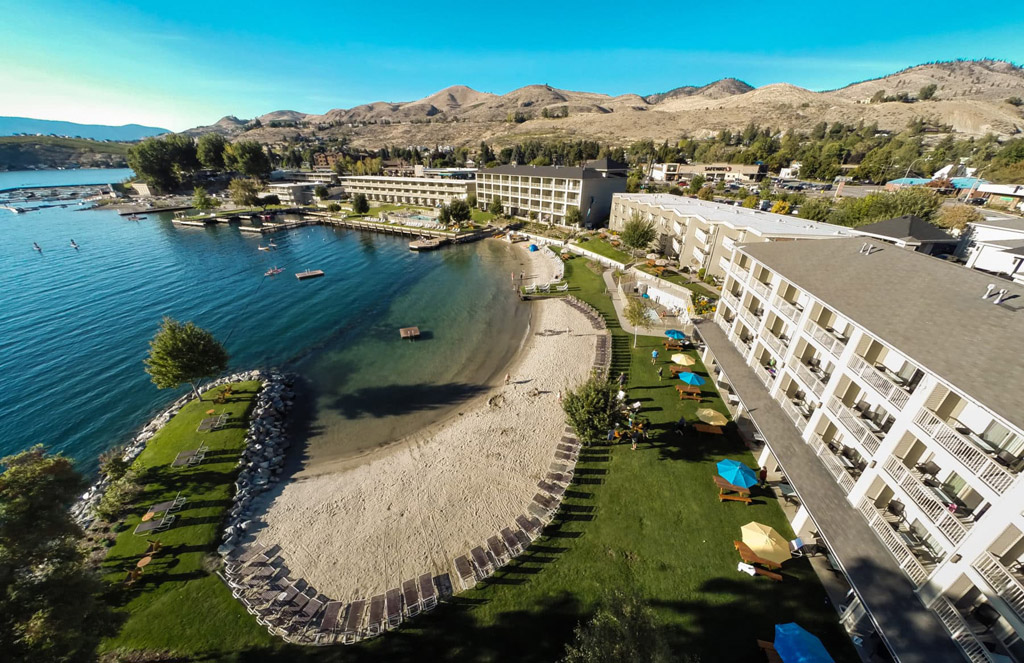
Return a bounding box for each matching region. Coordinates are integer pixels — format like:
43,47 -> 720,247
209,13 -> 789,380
198,260 -> 858,663
471,209 -> 496,223
99,382 -> 275,658
345,204 -> 433,218
570,237 -> 633,265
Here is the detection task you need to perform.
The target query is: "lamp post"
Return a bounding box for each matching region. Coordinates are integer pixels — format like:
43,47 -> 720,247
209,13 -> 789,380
903,157 -> 926,180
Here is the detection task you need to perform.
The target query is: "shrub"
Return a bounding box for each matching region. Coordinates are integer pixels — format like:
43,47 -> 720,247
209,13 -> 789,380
562,591 -> 678,663
563,376 -> 619,445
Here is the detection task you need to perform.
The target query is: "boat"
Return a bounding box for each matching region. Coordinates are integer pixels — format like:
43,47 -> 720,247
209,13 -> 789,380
258,245 -> 272,252
409,237 -> 445,252
33,242 -> 42,252
264,267 -> 284,276
268,240 -> 278,248
295,269 -> 325,280
70,240 -> 79,250
127,214 -> 146,221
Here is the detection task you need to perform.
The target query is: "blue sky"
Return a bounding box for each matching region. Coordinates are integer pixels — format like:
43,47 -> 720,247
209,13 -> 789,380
1,0 -> 1022,132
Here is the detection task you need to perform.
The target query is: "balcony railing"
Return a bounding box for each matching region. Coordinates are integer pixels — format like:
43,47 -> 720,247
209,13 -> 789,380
754,363 -> 775,388
973,552 -> 1024,624
913,409 -> 1014,495
826,396 -> 881,456
721,291 -> 740,310
808,435 -> 856,493
773,295 -> 801,322
738,307 -> 759,330
762,330 -> 786,357
792,361 -> 825,398
732,265 -> 750,283
803,320 -> 845,358
847,354 -> 910,410
780,398 -> 808,432
749,279 -> 771,299
882,458 -> 970,546
857,498 -> 929,586
929,596 -> 998,663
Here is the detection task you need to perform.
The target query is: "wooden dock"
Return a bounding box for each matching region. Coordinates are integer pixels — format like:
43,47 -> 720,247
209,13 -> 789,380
296,270 -> 325,280
399,326 -> 421,340
409,237 -> 446,251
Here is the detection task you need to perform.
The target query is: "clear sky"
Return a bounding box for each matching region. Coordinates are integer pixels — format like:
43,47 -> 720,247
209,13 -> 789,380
1,0 -> 1022,132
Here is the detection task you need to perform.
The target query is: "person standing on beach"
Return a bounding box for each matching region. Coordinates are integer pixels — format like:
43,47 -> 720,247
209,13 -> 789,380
504,372 -> 511,385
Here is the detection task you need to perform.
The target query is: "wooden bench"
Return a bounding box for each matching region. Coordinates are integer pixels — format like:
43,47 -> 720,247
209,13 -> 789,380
734,540 -> 783,571
713,476 -> 752,504
664,340 -> 684,350
669,366 -> 693,376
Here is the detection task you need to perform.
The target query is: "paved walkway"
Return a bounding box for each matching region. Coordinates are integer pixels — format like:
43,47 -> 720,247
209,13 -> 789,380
694,320 -> 960,663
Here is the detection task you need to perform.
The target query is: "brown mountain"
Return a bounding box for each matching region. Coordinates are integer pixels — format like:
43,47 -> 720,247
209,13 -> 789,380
186,60 -> 1024,148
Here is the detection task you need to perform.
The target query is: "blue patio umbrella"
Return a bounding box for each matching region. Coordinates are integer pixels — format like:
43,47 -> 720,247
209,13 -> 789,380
528,244 -> 538,252
665,329 -> 687,340
678,372 -> 705,386
717,459 -> 758,489
774,623 -> 834,663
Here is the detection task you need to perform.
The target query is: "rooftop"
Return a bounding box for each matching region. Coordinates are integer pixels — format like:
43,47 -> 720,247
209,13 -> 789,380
851,215 -> 954,244
482,164 -> 613,179
972,215 -> 1024,233
340,175 -> 472,184
615,194 -> 853,238
738,237 -> 1024,431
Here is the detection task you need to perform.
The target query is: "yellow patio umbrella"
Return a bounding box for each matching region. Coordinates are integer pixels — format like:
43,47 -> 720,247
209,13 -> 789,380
670,353 -> 696,366
740,522 -> 791,566
696,408 -> 728,426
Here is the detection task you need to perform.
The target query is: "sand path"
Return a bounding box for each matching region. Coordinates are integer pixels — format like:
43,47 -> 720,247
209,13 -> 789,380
248,245 -> 595,602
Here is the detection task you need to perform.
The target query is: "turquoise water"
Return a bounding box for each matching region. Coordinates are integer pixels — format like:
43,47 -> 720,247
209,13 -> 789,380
0,171 -> 526,473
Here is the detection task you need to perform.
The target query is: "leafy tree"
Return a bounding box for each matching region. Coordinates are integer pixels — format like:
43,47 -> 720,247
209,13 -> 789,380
191,186 -> 218,212
741,195 -> 759,208
259,194 -> 280,209
448,198 -> 472,224
565,206 -> 583,227
668,186 -> 683,196
127,137 -> 177,192
620,212 -> 656,258
918,84 -> 937,100
562,376 -> 618,445
562,591 -> 675,663
624,297 -> 653,348
144,317 -> 229,401
228,178 -> 260,208
796,197 -> 833,221
326,202 -> 341,213
934,204 -> 983,233
196,133 -> 227,170
770,200 -> 792,215
466,193 -> 478,208
163,133 -> 200,176
0,446 -> 116,663
93,467 -> 141,521
830,187 -> 942,227
438,204 -> 452,225
314,184 -> 329,200
686,175 -> 705,195
696,185 -> 714,201
488,197 -> 504,216
224,140 -> 272,179
529,156 -> 552,166
352,193 -> 370,215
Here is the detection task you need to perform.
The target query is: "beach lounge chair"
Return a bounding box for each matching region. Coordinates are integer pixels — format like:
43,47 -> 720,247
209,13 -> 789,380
487,535 -> 510,566
418,573 -> 437,611
341,599 -> 367,644
171,449 -> 197,467
402,578 -> 421,618
470,546 -> 493,579
196,416 -> 219,432
188,441 -> 209,466
454,555 -> 476,590
314,601 -> 343,645
537,479 -> 566,498
133,519 -> 162,536
366,594 -> 386,636
212,412 -> 229,430
501,527 -> 523,556
524,284 -> 537,294
554,450 -> 576,463
547,470 -> 573,484
539,283 -> 550,293
292,596 -> 324,634
515,514 -> 542,540
385,588 -> 403,629
556,283 -> 568,292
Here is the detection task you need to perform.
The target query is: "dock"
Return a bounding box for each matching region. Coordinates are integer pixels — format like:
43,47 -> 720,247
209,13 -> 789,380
296,270 -> 325,280
399,326 -> 421,340
409,237 -> 446,251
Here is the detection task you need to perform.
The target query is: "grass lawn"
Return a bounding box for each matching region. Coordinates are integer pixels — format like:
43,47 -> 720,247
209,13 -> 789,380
344,204 -> 433,218
570,237 -> 633,265
205,260 -> 859,663
99,381 -> 275,658
471,209 -> 496,223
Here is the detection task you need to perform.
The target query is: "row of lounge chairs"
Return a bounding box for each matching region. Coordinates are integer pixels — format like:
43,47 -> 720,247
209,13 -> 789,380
523,281 -> 569,294
453,431 -> 582,592
197,412 -> 229,432
171,441 -> 208,468
320,572 -> 439,645
565,295 -> 607,331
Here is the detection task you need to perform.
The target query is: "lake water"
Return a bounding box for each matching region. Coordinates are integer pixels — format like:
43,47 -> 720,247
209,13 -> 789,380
0,170 -> 527,474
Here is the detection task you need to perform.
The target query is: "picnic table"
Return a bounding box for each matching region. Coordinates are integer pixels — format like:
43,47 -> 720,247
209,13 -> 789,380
675,384 -> 702,401
694,423 -> 723,435
669,366 -> 693,376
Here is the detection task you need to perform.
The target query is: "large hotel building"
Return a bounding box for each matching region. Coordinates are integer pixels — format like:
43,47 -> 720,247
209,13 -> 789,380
339,174 -> 474,208
474,159 -> 628,226
697,237 -> 1024,662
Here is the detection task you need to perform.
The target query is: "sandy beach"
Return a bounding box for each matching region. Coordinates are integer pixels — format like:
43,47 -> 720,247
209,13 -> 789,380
248,245 -> 598,601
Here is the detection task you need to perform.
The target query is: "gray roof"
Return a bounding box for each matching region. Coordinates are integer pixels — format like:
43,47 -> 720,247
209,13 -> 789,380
980,239 -> 1024,257
852,215 -> 954,244
738,237 -> 1024,431
482,164 -> 608,179
973,216 -> 1024,233
584,157 -> 628,172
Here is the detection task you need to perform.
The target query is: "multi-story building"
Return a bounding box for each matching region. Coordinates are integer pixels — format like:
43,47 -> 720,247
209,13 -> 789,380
650,162 -> 767,184
697,237 -> 1024,662
957,216 -> 1024,285
475,158 -> 628,226
608,194 -> 851,279
339,175 -> 474,208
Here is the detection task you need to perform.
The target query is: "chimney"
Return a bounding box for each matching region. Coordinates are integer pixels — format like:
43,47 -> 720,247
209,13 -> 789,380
983,283 -> 996,299
994,288 -> 1008,305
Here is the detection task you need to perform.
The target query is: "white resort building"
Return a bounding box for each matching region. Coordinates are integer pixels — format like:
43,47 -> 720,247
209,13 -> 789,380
339,175 -> 475,208
475,159 -> 628,226
696,237 -> 1024,663
608,194 -> 852,279
957,216 -> 1024,285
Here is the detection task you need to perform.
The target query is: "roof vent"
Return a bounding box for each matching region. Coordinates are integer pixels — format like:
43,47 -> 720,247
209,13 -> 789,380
983,284 -> 996,299
994,288 -> 1009,305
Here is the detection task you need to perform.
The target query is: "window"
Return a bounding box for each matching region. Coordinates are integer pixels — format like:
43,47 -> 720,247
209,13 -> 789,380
943,472 -> 967,498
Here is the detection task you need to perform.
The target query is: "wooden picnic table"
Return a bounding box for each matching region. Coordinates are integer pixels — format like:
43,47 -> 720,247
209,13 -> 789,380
669,366 -> 693,375
694,423 -> 723,435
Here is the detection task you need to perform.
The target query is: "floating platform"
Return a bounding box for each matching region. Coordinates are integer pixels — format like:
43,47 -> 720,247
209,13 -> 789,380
409,237 -> 445,251
295,270 -> 325,280
399,326 -> 421,340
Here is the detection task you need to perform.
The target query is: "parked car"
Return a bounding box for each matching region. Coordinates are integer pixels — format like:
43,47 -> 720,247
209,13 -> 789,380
965,197 -> 986,206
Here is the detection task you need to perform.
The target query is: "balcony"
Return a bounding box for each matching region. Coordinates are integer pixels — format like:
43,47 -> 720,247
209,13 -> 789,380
807,435 -> 856,493
762,330 -> 787,357
779,398 -> 809,432
973,552 -> 1024,625
749,279 -> 771,299
721,291 -> 740,310
881,458 -> 971,546
857,498 -> 929,587
912,409 -> 1014,495
754,363 -> 775,388
738,307 -> 759,330
732,264 -> 750,283
792,361 -> 826,398
826,396 -> 881,456
929,596 -> 999,663
803,319 -> 845,358
847,354 -> 910,410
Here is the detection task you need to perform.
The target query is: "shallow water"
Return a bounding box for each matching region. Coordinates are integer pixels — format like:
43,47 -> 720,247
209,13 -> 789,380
0,170 -> 526,473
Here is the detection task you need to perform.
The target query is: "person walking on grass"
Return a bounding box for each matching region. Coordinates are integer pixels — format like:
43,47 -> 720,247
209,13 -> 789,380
631,430 -> 639,451
759,466 -> 768,489
657,366 -> 663,381
651,349 -> 659,364
618,372 -> 626,387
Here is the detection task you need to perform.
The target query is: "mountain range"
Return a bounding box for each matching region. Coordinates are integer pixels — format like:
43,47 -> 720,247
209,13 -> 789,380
182,60 -> 1024,149
0,116 -> 169,142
